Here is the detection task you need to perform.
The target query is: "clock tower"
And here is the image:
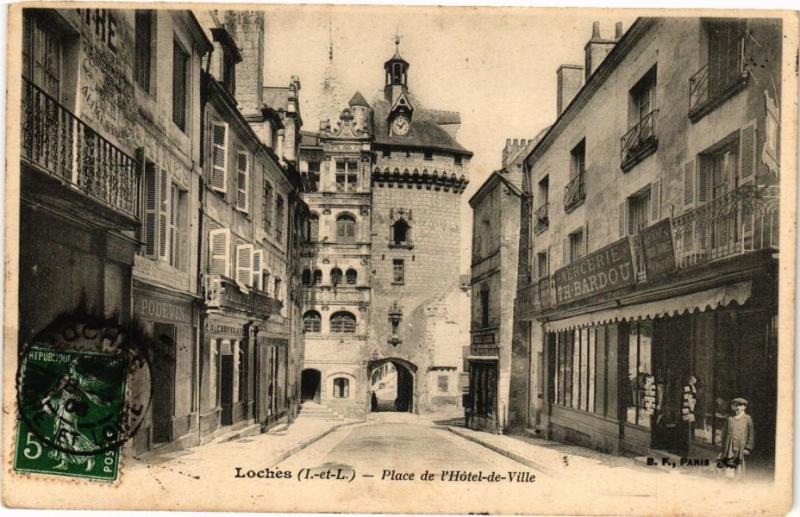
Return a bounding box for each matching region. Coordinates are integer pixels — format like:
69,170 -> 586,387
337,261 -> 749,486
384,35 -> 409,103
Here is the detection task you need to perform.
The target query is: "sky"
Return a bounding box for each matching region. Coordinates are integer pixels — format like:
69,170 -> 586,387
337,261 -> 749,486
260,6 -> 638,272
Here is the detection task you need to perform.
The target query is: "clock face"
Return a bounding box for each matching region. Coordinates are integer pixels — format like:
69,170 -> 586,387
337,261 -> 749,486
392,116 -> 410,136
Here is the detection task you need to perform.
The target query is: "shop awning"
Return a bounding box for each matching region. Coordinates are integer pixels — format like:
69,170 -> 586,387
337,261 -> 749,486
543,281 -> 752,333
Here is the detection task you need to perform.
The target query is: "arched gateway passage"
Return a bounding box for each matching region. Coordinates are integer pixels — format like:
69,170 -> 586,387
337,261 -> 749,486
301,369 -> 321,403
368,358 -> 416,413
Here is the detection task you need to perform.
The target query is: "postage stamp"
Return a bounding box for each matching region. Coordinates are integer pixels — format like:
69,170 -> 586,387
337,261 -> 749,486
14,312 -> 152,482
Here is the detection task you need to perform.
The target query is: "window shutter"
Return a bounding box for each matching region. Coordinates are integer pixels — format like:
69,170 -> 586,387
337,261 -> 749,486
739,119 -> 757,184
683,160 -> 695,210
209,229 -> 230,277
696,162 -> 709,204
650,180 -> 661,222
158,169 -> 169,259
169,185 -> 178,266
211,123 -> 228,192
236,244 -> 253,286
562,238 -> 568,266
251,250 -> 263,291
236,151 -> 248,211
144,162 -> 157,257
583,222 -> 589,255
618,201 -> 627,237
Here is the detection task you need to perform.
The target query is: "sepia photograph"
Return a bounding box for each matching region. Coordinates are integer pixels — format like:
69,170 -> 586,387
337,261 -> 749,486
1,3 -> 796,514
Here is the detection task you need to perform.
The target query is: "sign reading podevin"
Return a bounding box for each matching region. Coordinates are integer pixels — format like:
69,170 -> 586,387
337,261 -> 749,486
14,313 -> 152,482
554,237 -> 635,304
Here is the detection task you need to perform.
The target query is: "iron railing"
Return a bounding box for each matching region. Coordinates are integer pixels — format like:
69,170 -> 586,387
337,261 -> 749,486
689,37 -> 747,114
621,109 -> 658,169
564,173 -> 586,212
515,275 -> 553,317
534,203 -> 550,234
21,77 -> 139,219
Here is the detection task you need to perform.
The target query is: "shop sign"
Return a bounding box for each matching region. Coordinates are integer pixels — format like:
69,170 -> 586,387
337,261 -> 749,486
639,219 -> 676,280
135,292 -> 192,324
470,332 -> 499,357
215,278 -> 282,317
554,237 -> 634,305
257,336 -> 289,347
208,320 -> 245,337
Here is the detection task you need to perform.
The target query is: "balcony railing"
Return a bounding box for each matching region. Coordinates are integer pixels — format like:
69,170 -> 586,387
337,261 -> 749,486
515,275 -> 553,317
205,274 -> 283,318
620,110 -> 658,171
632,185 -> 778,281
533,203 -> 550,234
689,38 -> 748,118
21,77 -> 139,219
564,173 -> 585,212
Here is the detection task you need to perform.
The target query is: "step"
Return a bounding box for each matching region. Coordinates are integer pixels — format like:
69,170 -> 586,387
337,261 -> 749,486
212,420 -> 261,444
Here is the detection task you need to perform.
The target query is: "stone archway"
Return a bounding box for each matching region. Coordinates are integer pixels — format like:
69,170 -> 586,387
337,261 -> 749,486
368,358 -> 417,413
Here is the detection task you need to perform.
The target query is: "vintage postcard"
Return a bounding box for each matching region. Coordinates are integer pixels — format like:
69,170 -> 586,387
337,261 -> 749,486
2,3 -> 797,514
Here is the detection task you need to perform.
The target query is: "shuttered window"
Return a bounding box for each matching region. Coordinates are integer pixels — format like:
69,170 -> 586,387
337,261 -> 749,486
330,312 -> 356,334
143,162 -> 158,256
208,229 -> 230,277
303,311 -> 321,333
275,195 -> 285,243
210,123 -> 228,192
251,250 -> 263,291
262,180 -> 273,233
336,214 -> 356,242
158,169 -> 169,259
169,183 -> 180,268
172,40 -> 189,132
235,244 -> 253,287
236,151 -> 249,212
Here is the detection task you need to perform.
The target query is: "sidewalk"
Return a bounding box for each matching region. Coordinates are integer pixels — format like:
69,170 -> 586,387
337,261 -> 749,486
446,424 -> 729,497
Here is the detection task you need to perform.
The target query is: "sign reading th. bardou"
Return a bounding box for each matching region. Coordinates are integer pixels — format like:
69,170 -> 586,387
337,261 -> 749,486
554,237 -> 634,304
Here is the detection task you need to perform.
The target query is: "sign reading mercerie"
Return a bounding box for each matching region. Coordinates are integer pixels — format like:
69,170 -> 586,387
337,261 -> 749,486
555,237 -> 634,305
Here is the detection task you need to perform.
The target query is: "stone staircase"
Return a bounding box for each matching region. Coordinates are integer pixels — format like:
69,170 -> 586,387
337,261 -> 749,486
298,401 -> 345,421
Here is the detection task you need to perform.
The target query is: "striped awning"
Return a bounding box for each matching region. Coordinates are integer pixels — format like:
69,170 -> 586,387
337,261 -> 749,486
543,281 -> 752,333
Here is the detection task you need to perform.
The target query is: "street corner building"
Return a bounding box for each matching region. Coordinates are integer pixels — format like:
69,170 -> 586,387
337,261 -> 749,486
17,8 -> 309,456
296,38 -> 472,419
469,17 -> 781,474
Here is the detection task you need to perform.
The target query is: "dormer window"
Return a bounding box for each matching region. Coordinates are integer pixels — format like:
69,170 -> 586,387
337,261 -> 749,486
389,218 -> 412,249
211,27 -> 242,97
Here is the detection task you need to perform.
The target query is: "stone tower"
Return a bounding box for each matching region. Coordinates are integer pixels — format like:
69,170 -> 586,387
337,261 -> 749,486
224,10 -> 264,117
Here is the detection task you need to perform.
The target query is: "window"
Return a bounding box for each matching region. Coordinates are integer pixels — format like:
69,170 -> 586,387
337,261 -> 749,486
302,268 -> 312,286
210,123 -> 228,192
391,219 -> 411,247
455,155 -> 462,166
313,269 -> 323,285
142,164 -> 184,267
629,67 -> 657,127
336,214 -> 356,243
23,12 -> 63,99
392,259 -> 405,285
262,270 -> 271,293
480,287 -> 490,328
236,151 -> 249,212
222,50 -> 236,96
251,250 -> 263,290
424,151 -> 433,161
700,141 -> 738,203
624,321 -> 654,428
235,244 -> 253,287
622,67 -> 658,170
330,267 -> 343,285
208,228 -> 231,277
538,176 -> 549,203
627,189 -> 651,235
275,195 -> 284,242
335,160 -> 359,192
569,229 -> 585,264
382,149 -> 391,157
274,277 -> 282,301
333,378 -> 349,398
237,341 -> 246,402
330,312 -> 356,334
262,180 -> 273,233
570,140 -> 586,179
345,268 -> 357,285
172,40 -> 189,132
306,214 -> 319,242
168,183 -> 185,268
303,311 -> 321,333
306,161 -> 320,192
134,10 -> 154,93
438,375 -> 449,393
537,251 -> 549,279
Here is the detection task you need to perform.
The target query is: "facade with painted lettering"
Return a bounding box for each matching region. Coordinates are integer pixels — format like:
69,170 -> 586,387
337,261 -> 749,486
515,18 -> 780,473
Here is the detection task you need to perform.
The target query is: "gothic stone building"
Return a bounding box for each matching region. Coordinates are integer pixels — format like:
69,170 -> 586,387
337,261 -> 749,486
298,44 -> 471,418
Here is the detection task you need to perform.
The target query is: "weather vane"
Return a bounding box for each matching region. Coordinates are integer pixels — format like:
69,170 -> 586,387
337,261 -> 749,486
394,25 -> 402,48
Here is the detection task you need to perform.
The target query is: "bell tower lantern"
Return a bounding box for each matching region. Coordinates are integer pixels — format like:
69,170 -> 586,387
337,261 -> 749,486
384,34 -> 409,102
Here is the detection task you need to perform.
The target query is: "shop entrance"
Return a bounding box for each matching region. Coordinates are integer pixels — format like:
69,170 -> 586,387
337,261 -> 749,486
220,343 -> 234,426
368,358 -> 416,413
301,369 -> 321,402
151,323 -> 176,444
651,317 -> 691,454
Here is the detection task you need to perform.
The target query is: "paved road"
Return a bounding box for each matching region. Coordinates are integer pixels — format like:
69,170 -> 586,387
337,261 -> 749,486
274,413 -> 551,512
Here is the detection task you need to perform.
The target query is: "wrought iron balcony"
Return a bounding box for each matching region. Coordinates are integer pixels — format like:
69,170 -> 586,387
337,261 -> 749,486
689,38 -> 749,120
533,203 -> 549,234
21,77 -> 139,221
564,173 -> 586,212
515,275 -> 553,318
632,185 -> 779,282
205,274 -> 283,318
620,110 -> 658,172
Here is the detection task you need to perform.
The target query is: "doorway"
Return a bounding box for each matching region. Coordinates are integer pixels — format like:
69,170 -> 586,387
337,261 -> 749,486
301,369 -> 321,402
151,323 -> 176,444
368,359 -> 415,413
220,341 -> 234,426
651,317 -> 690,454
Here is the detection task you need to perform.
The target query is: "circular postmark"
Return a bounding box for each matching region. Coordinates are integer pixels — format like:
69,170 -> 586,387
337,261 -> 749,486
16,311 -> 153,459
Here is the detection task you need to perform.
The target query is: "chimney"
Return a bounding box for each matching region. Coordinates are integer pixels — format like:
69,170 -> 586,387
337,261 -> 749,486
584,21 -> 618,81
557,65 -> 584,115
225,10 -> 265,116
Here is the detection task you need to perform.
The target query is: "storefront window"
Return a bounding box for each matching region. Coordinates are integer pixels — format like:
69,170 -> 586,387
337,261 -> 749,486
692,313 -> 715,444
713,311 -> 737,446
625,322 -> 654,428
552,328 -> 601,414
